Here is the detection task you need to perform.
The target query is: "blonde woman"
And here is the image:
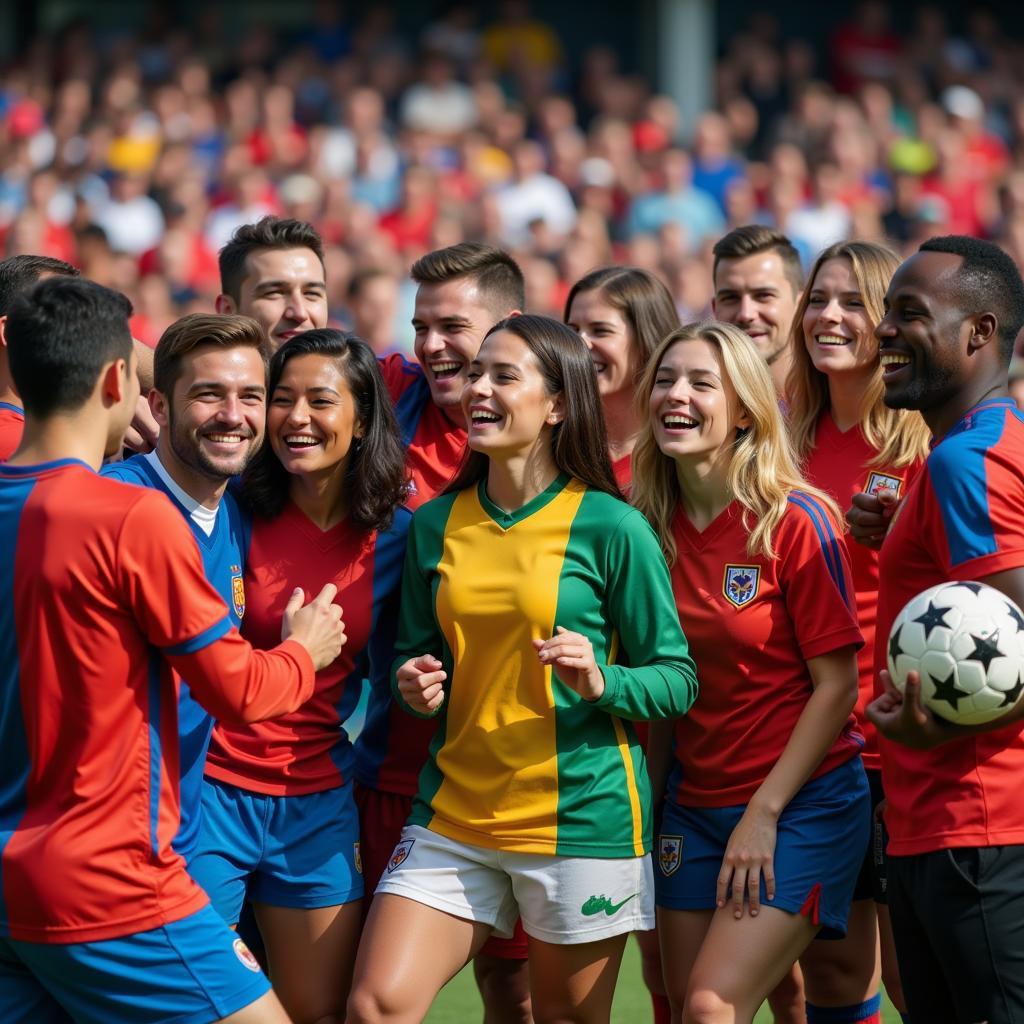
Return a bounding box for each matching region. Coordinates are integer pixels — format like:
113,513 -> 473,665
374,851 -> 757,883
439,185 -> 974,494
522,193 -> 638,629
634,321 -> 870,1024
787,241 -> 929,1023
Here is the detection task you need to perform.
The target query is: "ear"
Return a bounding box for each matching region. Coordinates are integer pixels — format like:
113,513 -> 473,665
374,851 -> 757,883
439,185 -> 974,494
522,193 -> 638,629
0,315 -> 7,350
968,312 -> 998,352
100,359 -> 130,405
149,387 -> 170,429
545,393 -> 565,426
215,293 -> 236,315
735,404 -> 752,431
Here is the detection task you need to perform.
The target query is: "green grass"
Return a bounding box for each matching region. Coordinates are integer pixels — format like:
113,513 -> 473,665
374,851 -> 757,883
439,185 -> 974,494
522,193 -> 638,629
424,940 -> 902,1022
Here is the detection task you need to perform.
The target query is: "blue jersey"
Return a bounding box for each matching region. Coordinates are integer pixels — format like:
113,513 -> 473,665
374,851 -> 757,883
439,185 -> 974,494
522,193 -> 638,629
101,455 -> 250,860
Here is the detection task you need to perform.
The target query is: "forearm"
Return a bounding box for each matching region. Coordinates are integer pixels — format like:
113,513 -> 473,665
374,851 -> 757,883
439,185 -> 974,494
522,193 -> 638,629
750,672 -> 856,817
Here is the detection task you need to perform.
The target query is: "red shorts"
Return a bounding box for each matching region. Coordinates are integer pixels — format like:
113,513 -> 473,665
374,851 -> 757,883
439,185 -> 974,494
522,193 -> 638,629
355,783 -> 529,958
354,784 -> 413,900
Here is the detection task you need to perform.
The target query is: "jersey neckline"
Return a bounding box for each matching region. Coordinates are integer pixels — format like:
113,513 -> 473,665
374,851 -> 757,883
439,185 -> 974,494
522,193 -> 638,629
476,471 -> 571,529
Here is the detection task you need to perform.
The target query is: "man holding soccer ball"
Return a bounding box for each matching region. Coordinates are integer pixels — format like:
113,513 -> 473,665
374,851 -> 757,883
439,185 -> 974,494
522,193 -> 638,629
861,235 -> 1024,1023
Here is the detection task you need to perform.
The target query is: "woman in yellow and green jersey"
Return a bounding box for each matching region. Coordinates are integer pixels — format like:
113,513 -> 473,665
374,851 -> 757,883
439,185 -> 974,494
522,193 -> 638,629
346,314 -> 698,1024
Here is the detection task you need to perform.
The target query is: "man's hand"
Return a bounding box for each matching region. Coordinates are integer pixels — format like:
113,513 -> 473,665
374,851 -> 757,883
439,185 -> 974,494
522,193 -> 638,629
123,394 -> 159,453
282,583 -> 346,671
866,669 -> 952,749
845,488 -> 899,550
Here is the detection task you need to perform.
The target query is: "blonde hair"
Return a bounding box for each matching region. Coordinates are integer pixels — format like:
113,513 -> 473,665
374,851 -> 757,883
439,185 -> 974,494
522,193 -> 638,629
786,241 -> 930,468
632,320 -> 842,563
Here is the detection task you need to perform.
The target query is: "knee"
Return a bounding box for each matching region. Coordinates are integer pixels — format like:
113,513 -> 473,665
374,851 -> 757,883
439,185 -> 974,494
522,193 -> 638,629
475,958 -> 532,1024
684,987 -> 734,1024
345,986 -> 390,1024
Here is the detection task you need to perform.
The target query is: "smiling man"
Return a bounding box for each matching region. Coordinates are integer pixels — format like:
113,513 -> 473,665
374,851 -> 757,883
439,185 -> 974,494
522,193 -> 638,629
712,226 -> 804,398
863,235 -> 1024,1023
216,218 -> 328,354
103,312 -> 268,864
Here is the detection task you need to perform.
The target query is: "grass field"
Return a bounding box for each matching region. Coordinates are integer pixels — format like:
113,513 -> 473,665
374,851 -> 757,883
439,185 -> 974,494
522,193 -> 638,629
424,939 -> 902,1022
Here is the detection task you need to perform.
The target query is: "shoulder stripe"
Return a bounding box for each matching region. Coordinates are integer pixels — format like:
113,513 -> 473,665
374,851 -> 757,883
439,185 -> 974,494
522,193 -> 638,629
787,493 -> 849,606
164,616 -> 232,656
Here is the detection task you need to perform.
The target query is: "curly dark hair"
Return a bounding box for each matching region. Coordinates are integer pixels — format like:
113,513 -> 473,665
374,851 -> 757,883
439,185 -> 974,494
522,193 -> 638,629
241,330 -> 408,531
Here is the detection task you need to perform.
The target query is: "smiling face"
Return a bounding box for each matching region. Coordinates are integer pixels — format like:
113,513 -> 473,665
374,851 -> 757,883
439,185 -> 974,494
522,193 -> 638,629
157,344 -> 266,481
713,251 -> 800,365
412,277 -> 511,414
221,247 -> 328,353
268,353 -> 362,478
802,257 -> 877,381
649,338 -> 749,462
876,250 -> 973,411
565,288 -> 636,399
462,330 -> 561,462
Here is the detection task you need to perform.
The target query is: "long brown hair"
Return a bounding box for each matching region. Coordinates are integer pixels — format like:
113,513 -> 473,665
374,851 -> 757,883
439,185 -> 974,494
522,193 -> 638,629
447,314 -> 620,498
786,240 -> 930,468
564,266 -> 680,380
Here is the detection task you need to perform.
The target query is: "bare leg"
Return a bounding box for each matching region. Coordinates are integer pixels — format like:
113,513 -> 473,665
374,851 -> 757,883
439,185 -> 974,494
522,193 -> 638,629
876,904 -> 907,1014
253,901 -> 362,1024
527,932 -> 628,1024
346,894 -> 492,1024
474,955 -> 533,1024
684,905 -> 819,1024
799,899 -> 880,1010
218,989 -> 293,1024
766,965 -> 806,1024
657,908 -> 714,1024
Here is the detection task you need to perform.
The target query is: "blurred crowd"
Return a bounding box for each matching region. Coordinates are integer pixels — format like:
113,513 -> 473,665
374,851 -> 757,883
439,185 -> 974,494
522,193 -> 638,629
2,0 -> 1024,353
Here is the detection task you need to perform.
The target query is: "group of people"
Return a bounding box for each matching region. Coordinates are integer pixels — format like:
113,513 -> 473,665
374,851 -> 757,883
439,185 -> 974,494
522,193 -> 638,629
0,211 -> 1023,1024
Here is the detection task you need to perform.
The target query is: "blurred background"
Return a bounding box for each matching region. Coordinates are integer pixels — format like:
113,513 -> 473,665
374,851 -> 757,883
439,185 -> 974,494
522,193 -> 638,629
1,0 -> 1022,355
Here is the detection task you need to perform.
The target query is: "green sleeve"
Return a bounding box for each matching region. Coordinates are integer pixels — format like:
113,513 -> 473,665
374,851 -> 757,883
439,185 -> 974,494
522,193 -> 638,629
390,512 -> 447,719
595,508 -> 698,720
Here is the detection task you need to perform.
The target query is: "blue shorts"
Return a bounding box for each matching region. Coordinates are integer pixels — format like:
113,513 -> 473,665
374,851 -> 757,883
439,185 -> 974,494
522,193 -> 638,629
190,778 -> 364,925
655,756 -> 870,938
0,903 -> 270,1024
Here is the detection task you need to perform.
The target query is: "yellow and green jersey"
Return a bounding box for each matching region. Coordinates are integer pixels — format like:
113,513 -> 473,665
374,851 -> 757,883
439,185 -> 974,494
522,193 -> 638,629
393,474 -> 697,858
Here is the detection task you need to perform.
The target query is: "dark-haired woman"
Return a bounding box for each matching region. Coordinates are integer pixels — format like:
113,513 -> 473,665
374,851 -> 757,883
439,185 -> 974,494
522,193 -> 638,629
190,330 -> 410,1024
346,315 -> 697,1024
565,265 -> 680,491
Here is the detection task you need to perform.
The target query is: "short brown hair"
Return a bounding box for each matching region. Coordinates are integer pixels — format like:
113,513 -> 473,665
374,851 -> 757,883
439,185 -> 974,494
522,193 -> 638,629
712,225 -> 803,296
154,313 -> 268,395
218,217 -> 326,301
410,243 -> 525,319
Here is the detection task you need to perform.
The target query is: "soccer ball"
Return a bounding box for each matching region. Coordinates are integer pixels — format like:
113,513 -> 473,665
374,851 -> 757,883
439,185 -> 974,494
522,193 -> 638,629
887,581 -> 1024,725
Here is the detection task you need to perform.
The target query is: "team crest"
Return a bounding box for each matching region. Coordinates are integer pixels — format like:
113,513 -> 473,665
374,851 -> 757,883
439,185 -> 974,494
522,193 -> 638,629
230,566 -> 245,619
354,841 -> 363,874
659,835 -> 683,876
865,472 -> 902,499
387,838 -> 415,873
233,938 -> 262,973
724,565 -> 760,609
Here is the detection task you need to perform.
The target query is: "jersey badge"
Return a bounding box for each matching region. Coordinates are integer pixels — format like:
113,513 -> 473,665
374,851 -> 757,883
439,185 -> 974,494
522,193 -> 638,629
387,838 -> 415,873
865,472 -> 902,499
723,565 -> 760,609
659,835 -> 683,876
233,938 -> 262,973
230,565 -> 245,619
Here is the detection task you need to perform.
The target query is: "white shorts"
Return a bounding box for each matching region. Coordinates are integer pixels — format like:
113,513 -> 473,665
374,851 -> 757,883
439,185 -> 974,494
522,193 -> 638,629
375,825 -> 654,945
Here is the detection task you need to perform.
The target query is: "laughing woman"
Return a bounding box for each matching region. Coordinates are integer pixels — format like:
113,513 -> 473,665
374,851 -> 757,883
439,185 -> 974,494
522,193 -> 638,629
346,314 -> 698,1024
190,330 -> 410,1024
633,321 -> 870,1024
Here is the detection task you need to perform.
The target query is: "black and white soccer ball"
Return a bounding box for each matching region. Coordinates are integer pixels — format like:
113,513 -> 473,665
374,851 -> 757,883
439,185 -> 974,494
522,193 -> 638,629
887,581 -> 1024,725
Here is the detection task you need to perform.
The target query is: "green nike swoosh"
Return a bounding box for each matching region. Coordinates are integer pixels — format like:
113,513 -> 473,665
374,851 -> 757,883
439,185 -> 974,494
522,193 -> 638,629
580,893 -> 638,916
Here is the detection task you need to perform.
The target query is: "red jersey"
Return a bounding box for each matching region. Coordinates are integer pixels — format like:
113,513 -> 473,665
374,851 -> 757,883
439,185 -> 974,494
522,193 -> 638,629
381,354 -> 467,511
0,402 -> 24,461
206,502 -> 409,796
669,494 -> 864,807
353,356 -> 468,796
803,411 -> 922,770
876,398 -> 1024,855
612,452 -> 632,494
0,460 -> 314,943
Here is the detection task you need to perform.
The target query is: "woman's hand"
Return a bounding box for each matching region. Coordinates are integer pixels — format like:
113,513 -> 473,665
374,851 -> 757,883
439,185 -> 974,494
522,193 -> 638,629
396,654 -> 447,714
717,802 -> 779,919
534,626 -> 605,701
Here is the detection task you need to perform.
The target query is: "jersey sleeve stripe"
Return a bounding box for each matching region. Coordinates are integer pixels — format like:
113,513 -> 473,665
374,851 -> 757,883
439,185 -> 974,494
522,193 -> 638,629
146,656 -> 163,856
787,493 -> 849,605
163,616 -> 232,656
